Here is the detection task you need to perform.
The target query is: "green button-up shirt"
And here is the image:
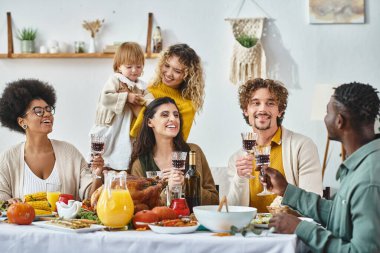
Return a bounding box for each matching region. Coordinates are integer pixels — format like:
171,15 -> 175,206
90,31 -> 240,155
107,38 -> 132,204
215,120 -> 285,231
283,136 -> 380,253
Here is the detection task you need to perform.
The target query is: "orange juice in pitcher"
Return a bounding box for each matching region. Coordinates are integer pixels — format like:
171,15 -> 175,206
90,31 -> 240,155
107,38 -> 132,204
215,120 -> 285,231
97,171 -> 134,228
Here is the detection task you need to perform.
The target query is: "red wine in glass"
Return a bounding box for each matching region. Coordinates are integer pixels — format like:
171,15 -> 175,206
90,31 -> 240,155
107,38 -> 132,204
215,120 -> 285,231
255,146 -> 273,196
172,159 -> 186,170
89,135 -> 105,179
91,142 -> 105,154
256,154 -> 270,166
243,139 -> 256,153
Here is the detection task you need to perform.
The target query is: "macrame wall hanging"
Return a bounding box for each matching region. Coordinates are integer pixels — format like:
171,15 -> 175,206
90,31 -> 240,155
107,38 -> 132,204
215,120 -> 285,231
227,17 -> 267,85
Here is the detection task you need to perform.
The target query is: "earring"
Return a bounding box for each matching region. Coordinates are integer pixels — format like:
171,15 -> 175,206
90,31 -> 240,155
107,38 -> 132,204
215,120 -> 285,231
22,125 -> 28,130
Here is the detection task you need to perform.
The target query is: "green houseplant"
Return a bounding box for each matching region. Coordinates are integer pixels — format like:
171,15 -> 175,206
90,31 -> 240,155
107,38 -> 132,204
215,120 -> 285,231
236,34 -> 258,48
16,27 -> 37,53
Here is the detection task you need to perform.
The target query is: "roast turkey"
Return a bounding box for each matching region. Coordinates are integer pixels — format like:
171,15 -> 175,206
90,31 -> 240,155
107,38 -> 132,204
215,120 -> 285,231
91,175 -> 167,214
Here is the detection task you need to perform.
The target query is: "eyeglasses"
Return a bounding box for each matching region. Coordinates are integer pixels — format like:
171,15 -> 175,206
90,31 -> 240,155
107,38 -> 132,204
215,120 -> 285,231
23,105 -> 55,117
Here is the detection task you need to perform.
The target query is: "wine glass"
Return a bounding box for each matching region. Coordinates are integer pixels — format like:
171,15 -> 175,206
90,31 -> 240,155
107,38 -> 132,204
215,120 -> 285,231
241,132 -> 258,179
255,145 -> 274,196
146,171 -> 162,179
171,151 -> 187,200
88,134 -> 105,179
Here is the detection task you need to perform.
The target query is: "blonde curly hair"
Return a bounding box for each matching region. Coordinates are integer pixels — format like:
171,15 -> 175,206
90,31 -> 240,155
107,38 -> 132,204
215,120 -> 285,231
151,44 -> 205,112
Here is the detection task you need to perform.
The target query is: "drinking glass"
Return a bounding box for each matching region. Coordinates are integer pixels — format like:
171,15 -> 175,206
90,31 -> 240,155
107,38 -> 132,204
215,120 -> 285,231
97,171 -> 134,229
146,171 -> 162,179
241,132 -> 258,179
46,183 -> 61,212
171,151 -> 187,199
87,134 -> 105,179
255,145 -> 274,196
170,198 -> 190,216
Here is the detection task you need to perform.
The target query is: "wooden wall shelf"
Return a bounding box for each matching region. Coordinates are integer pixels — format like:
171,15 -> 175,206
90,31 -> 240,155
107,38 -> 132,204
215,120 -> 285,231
0,53 -> 159,59
1,12 -> 158,60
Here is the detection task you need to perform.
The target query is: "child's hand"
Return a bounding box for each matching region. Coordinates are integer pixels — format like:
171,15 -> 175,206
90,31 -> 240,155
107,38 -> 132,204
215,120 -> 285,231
128,93 -> 144,105
118,86 -> 129,93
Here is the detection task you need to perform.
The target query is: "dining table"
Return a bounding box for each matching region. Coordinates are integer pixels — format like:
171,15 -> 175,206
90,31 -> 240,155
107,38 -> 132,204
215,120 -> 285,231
0,222 -> 309,253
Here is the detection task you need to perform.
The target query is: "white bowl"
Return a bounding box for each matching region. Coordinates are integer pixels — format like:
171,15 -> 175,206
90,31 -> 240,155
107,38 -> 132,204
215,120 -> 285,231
193,205 -> 257,232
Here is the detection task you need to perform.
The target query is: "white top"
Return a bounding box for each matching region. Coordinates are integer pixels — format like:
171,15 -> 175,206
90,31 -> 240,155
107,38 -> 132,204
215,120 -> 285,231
0,139 -> 91,201
22,161 -> 61,197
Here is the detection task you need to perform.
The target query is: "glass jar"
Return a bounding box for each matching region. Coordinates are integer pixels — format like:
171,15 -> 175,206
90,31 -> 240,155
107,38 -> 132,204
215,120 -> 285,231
96,171 -> 134,228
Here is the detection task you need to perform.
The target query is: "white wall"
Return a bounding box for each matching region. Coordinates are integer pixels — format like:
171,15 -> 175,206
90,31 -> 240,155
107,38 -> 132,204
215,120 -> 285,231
1,0 -> 379,190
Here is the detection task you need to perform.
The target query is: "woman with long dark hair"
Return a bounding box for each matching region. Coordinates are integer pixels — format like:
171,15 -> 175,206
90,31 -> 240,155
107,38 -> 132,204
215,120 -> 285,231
128,97 -> 218,205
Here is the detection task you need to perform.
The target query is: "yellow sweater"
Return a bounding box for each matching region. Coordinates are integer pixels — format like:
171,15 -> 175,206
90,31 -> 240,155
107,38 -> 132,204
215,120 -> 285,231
249,127 -> 285,213
130,82 -> 196,140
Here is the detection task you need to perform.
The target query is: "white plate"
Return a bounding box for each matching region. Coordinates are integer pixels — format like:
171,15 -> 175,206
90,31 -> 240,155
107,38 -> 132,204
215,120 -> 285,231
33,213 -> 57,221
148,222 -> 199,234
33,221 -> 104,233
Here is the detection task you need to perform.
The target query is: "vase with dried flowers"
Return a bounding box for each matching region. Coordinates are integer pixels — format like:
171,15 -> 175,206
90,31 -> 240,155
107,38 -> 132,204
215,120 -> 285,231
82,19 -> 104,53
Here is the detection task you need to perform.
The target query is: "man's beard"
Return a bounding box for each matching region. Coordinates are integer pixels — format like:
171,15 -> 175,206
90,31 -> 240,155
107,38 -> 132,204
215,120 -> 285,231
254,119 -> 271,130
253,113 -> 272,130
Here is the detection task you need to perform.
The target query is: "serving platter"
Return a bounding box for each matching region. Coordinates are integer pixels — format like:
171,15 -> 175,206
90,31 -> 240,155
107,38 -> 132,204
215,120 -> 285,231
148,222 -> 199,234
33,221 -> 104,233
252,213 -> 272,228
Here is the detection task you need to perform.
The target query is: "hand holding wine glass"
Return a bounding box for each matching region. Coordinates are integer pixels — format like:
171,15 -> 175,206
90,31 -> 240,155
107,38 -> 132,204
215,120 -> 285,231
255,145 -> 274,196
240,132 -> 258,179
88,134 -> 105,179
170,151 -> 187,198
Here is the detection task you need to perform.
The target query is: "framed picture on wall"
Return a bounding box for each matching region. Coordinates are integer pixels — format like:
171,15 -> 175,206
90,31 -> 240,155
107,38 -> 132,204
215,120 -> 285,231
309,0 -> 365,24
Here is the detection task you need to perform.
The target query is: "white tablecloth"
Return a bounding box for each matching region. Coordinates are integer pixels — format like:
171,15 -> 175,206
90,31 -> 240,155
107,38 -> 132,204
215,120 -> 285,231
0,223 -> 308,253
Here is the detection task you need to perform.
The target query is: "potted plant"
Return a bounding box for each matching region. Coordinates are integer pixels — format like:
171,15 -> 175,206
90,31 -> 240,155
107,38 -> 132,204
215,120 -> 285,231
16,27 -> 37,53
236,34 -> 258,48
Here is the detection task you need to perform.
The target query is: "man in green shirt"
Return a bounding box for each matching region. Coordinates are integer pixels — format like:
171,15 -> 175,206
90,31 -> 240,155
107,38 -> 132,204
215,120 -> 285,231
261,82 -> 380,253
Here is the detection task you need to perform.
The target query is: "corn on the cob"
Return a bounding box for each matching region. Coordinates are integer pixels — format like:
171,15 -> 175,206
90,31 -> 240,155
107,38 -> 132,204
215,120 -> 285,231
34,209 -> 52,216
27,201 -> 51,211
24,192 -> 47,202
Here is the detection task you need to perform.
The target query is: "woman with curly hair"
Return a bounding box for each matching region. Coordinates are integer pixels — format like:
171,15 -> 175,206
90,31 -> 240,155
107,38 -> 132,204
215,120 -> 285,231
130,43 -> 205,140
0,79 -> 104,204
128,97 -> 218,207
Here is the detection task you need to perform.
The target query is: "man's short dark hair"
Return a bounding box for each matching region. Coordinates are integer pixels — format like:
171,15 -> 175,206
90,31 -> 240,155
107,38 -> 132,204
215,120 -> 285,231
333,82 -> 380,127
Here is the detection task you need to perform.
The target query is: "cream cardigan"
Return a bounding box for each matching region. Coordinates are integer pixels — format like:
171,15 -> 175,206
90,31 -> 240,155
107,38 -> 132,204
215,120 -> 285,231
95,74 -> 154,126
227,126 -> 323,206
0,139 -> 92,201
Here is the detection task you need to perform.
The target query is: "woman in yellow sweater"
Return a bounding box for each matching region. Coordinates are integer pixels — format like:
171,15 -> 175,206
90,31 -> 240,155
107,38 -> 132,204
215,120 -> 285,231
130,43 -> 205,140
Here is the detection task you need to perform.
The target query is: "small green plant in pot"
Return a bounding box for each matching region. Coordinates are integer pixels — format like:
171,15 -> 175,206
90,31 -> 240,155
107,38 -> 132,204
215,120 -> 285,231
236,34 -> 258,48
16,27 -> 37,53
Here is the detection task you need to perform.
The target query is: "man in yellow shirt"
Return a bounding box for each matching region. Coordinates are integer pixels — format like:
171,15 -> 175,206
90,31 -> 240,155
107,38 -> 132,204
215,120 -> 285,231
227,78 -> 323,212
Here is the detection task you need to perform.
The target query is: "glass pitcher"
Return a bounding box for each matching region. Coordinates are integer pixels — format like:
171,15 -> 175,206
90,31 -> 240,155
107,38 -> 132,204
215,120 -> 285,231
97,171 -> 134,228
